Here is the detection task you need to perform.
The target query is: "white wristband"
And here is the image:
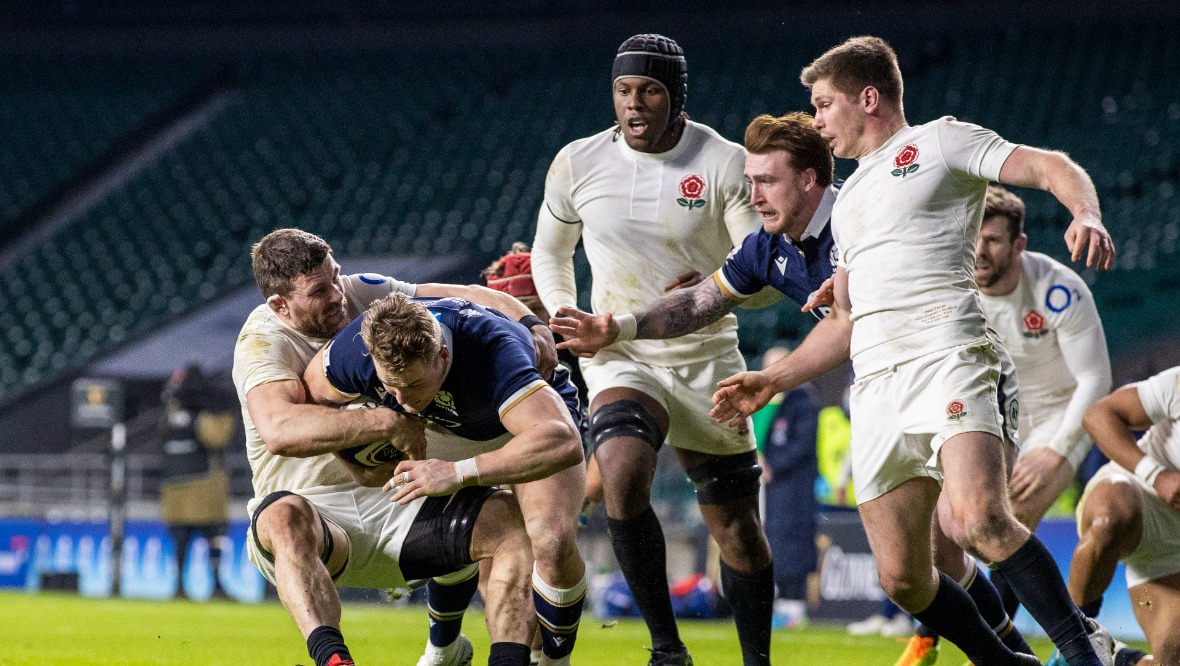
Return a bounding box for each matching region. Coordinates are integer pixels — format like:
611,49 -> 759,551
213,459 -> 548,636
1134,455 -> 1165,487
614,313 -> 637,342
454,458 -> 480,487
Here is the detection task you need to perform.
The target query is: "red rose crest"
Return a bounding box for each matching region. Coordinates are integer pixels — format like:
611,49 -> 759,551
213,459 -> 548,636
891,144 -> 921,178
1023,310 -> 1046,334
677,174 -> 707,209
946,399 -> 967,421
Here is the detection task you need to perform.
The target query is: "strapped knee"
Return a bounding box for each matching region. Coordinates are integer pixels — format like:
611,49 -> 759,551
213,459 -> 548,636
686,450 -> 762,505
587,399 -> 662,453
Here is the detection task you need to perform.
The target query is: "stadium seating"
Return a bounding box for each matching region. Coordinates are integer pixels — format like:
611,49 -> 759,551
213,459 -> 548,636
0,20 -> 1177,404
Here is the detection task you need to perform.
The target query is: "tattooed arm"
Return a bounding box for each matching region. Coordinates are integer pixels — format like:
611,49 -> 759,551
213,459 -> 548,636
549,278 -> 740,357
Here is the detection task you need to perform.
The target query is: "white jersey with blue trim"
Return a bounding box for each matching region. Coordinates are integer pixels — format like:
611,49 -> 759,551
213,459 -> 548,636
535,120 -> 760,366
979,251 -> 1111,459
834,117 -> 1018,375
1135,366 -> 1180,472
232,273 -> 415,503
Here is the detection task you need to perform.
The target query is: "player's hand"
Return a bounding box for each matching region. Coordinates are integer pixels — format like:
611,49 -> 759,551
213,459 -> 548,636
803,277 -> 835,312
1153,469 -> 1180,510
664,270 -> 705,292
710,371 -> 775,429
1008,448 -> 1068,503
385,459 -> 462,504
529,320 -> 559,381
384,412 -> 428,460
550,307 -> 619,358
1064,211 -> 1115,270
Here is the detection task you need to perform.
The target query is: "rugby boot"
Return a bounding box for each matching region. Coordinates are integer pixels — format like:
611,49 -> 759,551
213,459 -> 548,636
894,635 -> 940,666
416,634 -> 474,666
646,644 -> 693,666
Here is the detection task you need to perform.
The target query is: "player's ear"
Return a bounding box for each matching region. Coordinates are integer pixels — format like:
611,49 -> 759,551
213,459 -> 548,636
438,343 -> 450,364
802,167 -> 818,191
266,294 -> 287,315
861,86 -> 879,114
1015,233 -> 1028,254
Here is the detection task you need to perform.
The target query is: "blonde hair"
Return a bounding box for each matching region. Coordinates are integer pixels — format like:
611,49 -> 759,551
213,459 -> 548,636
360,293 -> 443,373
801,36 -> 903,110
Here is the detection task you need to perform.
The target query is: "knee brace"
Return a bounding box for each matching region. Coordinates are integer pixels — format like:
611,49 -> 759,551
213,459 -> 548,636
587,399 -> 662,453
686,450 -> 762,505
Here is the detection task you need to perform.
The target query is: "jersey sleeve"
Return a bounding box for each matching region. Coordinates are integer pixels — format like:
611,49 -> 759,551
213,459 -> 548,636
233,328 -> 304,397
715,233 -> 765,301
321,316 -> 376,401
542,144 -> 581,224
342,273 -> 417,311
936,117 -> 1019,182
1044,274 -> 1112,459
1136,367 -> 1180,425
719,147 -> 762,247
483,325 -> 549,419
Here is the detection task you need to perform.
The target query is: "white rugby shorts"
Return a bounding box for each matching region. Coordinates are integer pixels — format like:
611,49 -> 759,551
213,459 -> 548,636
246,484 -> 423,590
849,340 -> 1019,504
1016,405 -> 1092,471
580,349 -> 755,456
1078,462 -> 1180,588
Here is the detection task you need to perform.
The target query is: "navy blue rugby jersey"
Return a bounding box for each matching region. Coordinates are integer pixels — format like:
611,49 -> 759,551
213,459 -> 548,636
323,297 -> 585,441
714,222 -> 837,319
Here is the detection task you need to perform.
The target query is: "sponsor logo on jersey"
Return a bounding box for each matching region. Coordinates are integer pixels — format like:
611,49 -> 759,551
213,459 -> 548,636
677,174 -> 707,209
946,399 -> 967,421
1022,309 -> 1047,338
433,390 -> 457,414
891,144 -> 920,178
774,255 -> 789,275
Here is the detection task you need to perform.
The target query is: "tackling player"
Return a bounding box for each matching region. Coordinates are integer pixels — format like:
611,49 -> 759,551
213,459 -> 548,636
236,228 -> 554,666
303,293 -> 588,666
709,36 -> 1116,666
531,34 -> 774,666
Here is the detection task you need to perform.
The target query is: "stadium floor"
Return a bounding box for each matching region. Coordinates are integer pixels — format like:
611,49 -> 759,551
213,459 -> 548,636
4,591 -> 1152,665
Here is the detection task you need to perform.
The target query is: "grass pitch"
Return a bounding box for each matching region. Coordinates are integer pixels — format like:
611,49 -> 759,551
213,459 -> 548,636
0,591 -> 1132,665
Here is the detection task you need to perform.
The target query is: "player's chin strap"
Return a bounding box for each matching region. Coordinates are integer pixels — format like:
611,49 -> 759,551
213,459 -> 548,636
685,450 -> 762,505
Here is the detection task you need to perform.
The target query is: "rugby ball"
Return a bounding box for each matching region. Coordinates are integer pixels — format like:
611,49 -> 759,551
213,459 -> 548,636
337,400 -> 406,467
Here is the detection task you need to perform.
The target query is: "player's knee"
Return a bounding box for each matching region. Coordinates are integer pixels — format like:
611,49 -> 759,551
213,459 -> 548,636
588,400 -> 662,453
1082,504 -> 1140,553
527,526 -> 580,575
254,494 -> 318,551
876,569 -> 928,609
686,451 -> 761,506
957,500 -> 1019,551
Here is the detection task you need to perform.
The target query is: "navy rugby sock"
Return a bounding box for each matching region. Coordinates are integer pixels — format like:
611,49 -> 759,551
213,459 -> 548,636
607,507 -> 682,650
1078,597 -> 1103,619
912,572 -> 1017,665
962,563 -> 1033,655
307,625 -> 352,666
989,567 -> 1022,620
532,566 -> 587,660
488,641 -> 532,666
426,565 -> 479,648
994,535 -> 1100,666
720,561 -> 773,666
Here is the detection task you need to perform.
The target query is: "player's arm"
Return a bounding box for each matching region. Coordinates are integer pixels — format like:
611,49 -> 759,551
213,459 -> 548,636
531,206 -> 582,316
998,146 -> 1114,270
1085,381 -> 1180,508
711,267 -> 852,428
550,277 -> 740,357
246,378 -> 413,458
415,282 -> 558,379
386,385 -> 584,503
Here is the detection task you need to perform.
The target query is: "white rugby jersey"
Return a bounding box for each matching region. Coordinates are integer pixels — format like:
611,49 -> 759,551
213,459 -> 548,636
1134,366 -> 1180,472
834,117 -> 1018,375
532,121 -> 761,366
232,273 -> 414,502
979,251 -> 1111,459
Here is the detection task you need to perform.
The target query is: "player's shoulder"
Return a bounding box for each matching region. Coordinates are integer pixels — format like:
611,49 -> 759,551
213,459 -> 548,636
686,121 -> 746,157
237,304 -> 290,344
558,127 -> 618,160
1024,251 -> 1087,289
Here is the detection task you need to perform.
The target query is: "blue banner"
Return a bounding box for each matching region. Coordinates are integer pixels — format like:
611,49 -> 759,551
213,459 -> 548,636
0,518 -> 265,602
